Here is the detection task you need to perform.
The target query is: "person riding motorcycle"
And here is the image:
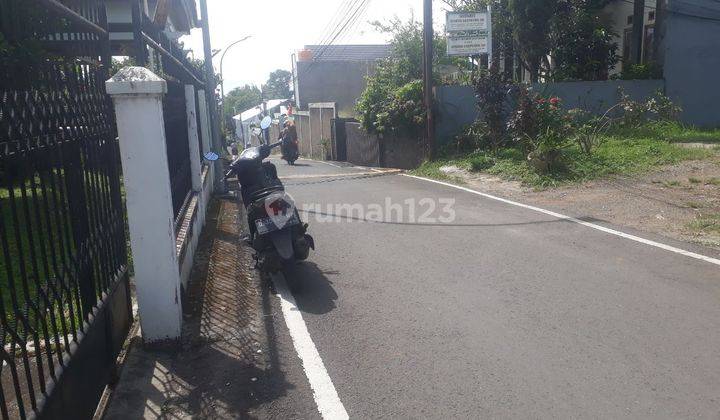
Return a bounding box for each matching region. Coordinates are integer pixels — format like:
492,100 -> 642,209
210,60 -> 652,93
279,120 -> 299,165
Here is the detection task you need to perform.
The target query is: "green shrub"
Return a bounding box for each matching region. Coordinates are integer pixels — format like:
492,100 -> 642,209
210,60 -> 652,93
468,155 -> 495,171
454,120 -> 490,153
569,108 -> 612,155
618,62 -> 662,80
646,90 -> 682,121
471,66 -> 512,150
507,91 -> 574,172
618,89 -> 649,128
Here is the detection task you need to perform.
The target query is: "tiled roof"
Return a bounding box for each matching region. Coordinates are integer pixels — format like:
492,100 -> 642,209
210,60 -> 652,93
304,44 -> 392,62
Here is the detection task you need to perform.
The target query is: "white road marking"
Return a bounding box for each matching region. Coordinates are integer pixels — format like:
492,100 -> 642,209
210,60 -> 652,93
298,157 -> 388,172
304,159 -> 345,169
273,273 -> 349,420
404,174 -> 720,267
280,169 -> 401,180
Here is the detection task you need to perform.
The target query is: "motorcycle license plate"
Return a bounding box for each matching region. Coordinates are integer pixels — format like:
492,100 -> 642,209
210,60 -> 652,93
255,213 -> 299,235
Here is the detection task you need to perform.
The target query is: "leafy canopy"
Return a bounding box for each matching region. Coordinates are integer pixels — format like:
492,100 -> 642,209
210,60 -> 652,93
356,17 -> 466,135
443,0 -> 617,81
262,69 -> 293,99
224,84 -> 262,116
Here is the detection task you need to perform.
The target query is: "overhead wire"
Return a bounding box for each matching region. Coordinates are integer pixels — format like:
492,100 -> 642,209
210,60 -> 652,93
300,0 -> 371,78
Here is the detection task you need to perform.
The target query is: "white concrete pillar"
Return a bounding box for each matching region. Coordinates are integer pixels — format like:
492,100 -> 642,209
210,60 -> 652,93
185,85 -> 202,191
106,67 -> 182,343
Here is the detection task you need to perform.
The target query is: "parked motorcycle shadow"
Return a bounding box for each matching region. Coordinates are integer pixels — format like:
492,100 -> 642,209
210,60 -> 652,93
282,261 -> 339,315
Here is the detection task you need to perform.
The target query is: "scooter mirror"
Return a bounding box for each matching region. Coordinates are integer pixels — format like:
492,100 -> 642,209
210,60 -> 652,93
203,151 -> 220,161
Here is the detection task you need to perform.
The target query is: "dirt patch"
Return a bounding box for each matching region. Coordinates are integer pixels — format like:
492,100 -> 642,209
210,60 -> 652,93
447,157 -> 720,253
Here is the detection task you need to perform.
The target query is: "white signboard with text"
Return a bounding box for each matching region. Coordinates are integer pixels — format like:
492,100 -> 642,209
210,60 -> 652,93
446,12 -> 488,32
446,10 -> 491,57
447,35 -> 488,56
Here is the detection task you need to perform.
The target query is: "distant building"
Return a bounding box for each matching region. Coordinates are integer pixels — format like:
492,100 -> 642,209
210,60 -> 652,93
293,44 -> 392,118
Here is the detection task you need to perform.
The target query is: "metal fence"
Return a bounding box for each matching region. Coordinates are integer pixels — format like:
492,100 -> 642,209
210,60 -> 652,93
134,9 -> 205,220
0,1 -> 131,418
164,80 -> 193,218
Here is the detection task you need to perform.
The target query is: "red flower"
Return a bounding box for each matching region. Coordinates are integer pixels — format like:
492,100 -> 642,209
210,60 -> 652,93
549,97 -> 560,105
537,98 -> 546,104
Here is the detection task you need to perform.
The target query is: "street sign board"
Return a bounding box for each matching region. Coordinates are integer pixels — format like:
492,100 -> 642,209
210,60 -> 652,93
447,33 -> 488,56
445,10 -> 491,57
446,12 -> 488,32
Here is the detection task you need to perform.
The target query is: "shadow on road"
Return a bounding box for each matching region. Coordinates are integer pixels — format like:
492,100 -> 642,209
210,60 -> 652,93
283,261 -> 339,315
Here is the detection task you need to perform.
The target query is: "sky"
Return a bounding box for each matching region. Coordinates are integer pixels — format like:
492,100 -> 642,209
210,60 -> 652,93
180,0 -> 451,94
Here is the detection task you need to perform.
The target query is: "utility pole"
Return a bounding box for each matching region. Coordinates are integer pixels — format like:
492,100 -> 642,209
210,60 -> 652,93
631,0 -> 645,64
422,0 -> 435,159
198,0 -> 223,190
198,0 -> 219,150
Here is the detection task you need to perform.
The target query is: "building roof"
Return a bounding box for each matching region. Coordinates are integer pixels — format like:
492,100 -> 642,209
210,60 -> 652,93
233,99 -> 289,123
303,44 -> 392,62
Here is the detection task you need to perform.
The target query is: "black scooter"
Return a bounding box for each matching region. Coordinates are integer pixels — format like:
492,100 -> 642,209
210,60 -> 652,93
205,139 -> 314,273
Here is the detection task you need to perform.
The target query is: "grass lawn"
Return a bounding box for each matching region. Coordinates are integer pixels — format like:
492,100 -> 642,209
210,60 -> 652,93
0,178 -> 82,343
0,172 -> 131,344
413,122 -> 720,188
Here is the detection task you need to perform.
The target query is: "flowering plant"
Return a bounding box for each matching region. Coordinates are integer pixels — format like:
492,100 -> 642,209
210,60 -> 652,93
507,88 -> 573,172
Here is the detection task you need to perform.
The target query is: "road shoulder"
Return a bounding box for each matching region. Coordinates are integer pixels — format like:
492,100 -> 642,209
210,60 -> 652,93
103,196 -> 319,419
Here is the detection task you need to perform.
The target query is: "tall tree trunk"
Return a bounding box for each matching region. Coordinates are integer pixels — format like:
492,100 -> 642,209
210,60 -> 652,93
504,31 -> 514,81
529,57 -> 540,83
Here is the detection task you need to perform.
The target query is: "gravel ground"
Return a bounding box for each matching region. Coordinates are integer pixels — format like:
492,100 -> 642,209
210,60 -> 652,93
442,156 -> 720,252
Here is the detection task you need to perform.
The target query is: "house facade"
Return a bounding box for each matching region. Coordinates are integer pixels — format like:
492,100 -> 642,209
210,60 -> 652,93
293,44 -> 392,118
107,0 -> 198,54
602,0 -> 659,75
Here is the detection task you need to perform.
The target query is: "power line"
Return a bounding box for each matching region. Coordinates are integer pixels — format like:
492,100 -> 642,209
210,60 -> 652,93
300,0 -> 371,78
314,0 -> 355,47
340,0 -> 373,43
335,0 -> 374,57
313,0 -> 370,61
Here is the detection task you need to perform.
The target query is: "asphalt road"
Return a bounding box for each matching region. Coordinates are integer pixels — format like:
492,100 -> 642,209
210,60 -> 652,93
253,157 -> 720,419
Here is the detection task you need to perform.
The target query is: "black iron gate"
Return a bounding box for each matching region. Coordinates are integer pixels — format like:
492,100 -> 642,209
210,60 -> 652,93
0,1 -> 131,418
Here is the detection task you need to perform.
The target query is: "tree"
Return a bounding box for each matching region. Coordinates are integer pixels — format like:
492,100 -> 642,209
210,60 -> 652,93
356,17 -> 467,135
262,69 -> 293,99
507,0 -> 558,82
223,84 -> 262,116
445,0 -> 617,82
550,0 -> 618,81
442,0 -> 515,79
